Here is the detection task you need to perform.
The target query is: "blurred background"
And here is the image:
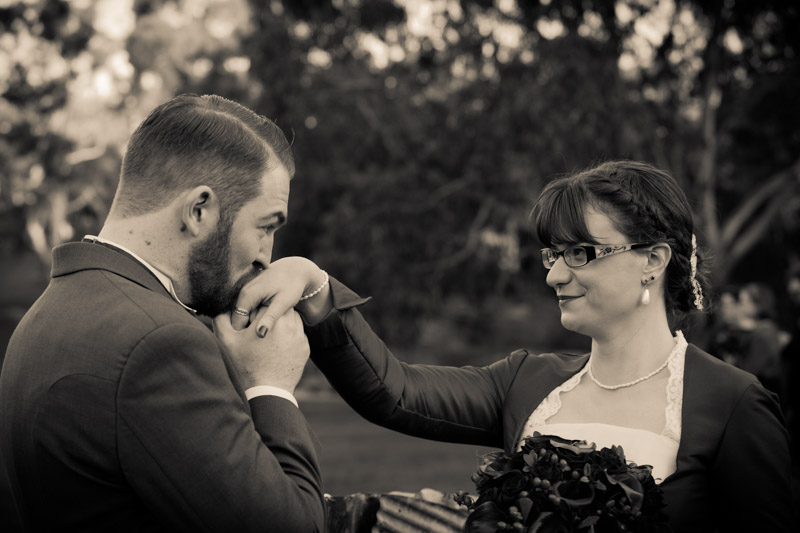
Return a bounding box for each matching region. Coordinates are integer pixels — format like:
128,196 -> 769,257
1,0 -> 798,527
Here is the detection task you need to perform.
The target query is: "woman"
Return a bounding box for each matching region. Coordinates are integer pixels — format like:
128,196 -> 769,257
232,160 -> 792,531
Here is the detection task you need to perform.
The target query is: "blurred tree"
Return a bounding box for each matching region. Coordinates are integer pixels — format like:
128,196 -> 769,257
0,0 -> 258,266
1,0 -> 797,346
234,0 -> 798,344
237,0 -> 658,343
634,0 -> 800,285
0,0 -> 94,262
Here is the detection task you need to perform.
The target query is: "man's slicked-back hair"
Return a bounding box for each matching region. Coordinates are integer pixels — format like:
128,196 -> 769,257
112,94 -> 295,218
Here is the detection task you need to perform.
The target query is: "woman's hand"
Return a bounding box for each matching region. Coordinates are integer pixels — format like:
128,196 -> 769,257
231,257 -> 332,336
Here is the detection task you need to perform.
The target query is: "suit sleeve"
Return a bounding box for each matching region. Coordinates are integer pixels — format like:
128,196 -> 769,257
307,285 -> 528,448
116,323 -> 324,533
712,382 -> 793,532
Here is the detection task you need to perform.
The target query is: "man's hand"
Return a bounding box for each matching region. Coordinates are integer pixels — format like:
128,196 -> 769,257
214,309 -> 310,393
232,257 -> 332,335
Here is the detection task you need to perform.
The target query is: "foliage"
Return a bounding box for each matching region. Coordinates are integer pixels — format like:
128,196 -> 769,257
1,0 -> 798,345
0,0 -> 256,261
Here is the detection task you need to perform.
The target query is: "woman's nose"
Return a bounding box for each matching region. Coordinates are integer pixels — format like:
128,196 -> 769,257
546,256 -> 571,288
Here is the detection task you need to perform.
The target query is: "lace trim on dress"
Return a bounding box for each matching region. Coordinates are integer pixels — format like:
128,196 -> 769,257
519,332 -> 688,450
519,361 -> 591,445
662,331 -> 687,442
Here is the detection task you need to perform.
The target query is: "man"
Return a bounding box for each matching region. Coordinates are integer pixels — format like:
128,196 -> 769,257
0,94 -> 329,532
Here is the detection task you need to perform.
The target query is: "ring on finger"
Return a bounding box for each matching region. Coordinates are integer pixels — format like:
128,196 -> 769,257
233,307 -> 250,317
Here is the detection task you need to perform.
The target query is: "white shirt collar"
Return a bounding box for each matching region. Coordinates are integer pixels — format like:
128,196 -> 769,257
84,235 -> 197,314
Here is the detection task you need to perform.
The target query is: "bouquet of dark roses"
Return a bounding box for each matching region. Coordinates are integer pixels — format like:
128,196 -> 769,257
454,433 -> 669,533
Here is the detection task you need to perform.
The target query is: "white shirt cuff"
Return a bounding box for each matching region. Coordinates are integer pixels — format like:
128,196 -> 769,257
244,386 -> 298,408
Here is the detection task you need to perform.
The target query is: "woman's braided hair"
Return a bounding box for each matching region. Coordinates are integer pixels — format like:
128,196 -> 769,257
532,160 -> 710,329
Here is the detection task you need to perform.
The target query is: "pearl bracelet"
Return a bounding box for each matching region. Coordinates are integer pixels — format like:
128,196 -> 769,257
299,271 -> 329,301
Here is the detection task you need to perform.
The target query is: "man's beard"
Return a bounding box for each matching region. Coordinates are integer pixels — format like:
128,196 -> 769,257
187,218 -> 261,317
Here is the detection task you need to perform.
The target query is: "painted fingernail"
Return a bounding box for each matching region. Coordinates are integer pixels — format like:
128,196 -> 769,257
257,325 -> 267,337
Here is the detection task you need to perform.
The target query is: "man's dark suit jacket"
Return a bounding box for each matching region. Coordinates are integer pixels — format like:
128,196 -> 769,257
307,282 -> 793,533
0,242 -> 325,532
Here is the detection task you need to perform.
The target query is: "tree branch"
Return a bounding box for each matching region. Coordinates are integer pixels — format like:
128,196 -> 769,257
720,156 -> 800,246
422,198 -> 493,272
394,175 -> 477,214
695,10 -> 726,253
724,181 -> 798,281
355,98 -> 404,159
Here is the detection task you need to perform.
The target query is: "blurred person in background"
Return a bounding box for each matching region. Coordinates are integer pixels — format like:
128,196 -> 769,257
0,94 -> 326,532
781,263 -> 800,485
239,160 -> 793,532
711,282 -> 790,396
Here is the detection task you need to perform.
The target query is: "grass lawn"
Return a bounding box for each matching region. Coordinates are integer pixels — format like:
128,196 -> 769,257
299,395 -> 496,496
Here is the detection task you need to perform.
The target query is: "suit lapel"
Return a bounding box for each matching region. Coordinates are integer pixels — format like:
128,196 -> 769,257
52,242 -> 174,303
661,344 -> 718,485
675,345 -> 697,480
51,242 -> 253,410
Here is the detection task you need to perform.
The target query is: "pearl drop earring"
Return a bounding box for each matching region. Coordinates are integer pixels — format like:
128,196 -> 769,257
641,276 -> 654,306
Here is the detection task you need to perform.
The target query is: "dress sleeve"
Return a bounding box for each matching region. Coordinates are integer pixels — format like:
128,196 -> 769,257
307,296 -> 529,449
712,382 -> 793,532
117,323 -> 325,533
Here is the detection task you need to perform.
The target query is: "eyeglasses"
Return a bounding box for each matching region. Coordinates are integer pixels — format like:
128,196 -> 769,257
541,243 -> 652,269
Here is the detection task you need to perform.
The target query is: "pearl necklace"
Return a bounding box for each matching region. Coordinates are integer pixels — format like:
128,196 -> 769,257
588,353 -> 671,391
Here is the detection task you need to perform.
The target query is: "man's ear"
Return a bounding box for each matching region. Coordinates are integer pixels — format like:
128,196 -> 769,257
643,243 -> 672,282
179,186 -> 220,237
